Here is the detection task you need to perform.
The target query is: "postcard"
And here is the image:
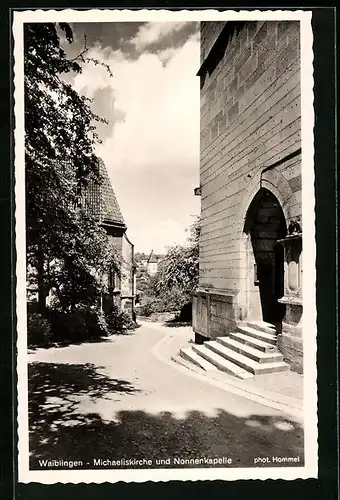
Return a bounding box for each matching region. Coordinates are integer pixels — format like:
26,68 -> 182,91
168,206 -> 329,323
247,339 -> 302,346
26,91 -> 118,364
14,8 -> 317,483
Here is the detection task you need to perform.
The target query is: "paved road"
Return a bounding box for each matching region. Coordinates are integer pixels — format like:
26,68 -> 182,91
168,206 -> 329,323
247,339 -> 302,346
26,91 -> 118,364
28,322 -> 304,469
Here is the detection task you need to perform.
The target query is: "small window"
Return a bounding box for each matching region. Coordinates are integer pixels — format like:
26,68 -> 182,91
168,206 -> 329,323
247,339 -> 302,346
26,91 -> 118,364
109,269 -> 116,289
254,263 -> 259,286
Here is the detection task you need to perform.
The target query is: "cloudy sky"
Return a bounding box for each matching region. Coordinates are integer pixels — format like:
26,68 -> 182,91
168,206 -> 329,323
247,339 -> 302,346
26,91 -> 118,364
63,22 -> 201,254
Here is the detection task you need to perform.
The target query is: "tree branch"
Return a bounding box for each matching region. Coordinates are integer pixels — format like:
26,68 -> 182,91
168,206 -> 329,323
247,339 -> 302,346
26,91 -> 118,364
68,33 -> 113,78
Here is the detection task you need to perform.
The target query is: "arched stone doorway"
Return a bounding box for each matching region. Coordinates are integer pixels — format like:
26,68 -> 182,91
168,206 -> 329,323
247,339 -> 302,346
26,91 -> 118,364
243,188 -> 287,329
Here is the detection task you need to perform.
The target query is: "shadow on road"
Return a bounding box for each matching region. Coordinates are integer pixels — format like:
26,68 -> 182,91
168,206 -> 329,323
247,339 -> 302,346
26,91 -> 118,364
28,361 -> 304,469
28,336 -> 114,352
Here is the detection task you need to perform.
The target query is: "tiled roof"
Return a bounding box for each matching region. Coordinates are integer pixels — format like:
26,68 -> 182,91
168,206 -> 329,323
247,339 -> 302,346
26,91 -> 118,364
85,160 -> 126,227
147,251 -> 158,263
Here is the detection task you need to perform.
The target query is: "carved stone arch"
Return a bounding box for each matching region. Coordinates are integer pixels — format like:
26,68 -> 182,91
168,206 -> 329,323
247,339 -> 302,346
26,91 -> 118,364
261,168 -> 296,222
237,168 -> 295,324
238,168 -> 295,235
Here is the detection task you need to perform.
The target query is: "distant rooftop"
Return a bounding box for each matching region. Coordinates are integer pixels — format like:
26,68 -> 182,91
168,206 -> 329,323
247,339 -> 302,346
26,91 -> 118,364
147,250 -> 158,264
85,160 -> 126,228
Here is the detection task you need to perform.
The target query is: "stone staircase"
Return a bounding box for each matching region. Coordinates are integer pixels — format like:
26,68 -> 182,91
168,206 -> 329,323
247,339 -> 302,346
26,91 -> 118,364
180,320 -> 289,380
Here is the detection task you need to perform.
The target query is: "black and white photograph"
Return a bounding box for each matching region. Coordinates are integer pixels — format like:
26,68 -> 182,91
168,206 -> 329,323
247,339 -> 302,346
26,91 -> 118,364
14,9 -> 317,483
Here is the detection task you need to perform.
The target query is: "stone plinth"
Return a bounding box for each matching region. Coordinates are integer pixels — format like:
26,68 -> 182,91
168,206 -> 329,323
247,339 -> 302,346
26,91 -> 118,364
277,233 -> 303,373
193,288 -> 239,343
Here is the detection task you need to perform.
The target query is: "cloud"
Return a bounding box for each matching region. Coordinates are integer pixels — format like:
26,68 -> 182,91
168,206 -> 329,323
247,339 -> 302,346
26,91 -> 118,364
68,22 -> 145,58
111,165 -> 200,255
136,218 -> 192,255
72,33 -> 200,173
70,25 -> 200,253
130,22 -> 192,50
152,218 -> 189,252
90,87 -> 127,141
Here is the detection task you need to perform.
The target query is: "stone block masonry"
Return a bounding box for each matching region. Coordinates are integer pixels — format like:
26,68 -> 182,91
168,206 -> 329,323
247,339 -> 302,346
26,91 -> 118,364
195,21 -> 303,372
199,20 -> 301,290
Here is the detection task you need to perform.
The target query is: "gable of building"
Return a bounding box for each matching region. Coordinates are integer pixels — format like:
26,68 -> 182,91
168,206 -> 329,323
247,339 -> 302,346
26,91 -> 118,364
85,159 -> 126,229
147,250 -> 158,264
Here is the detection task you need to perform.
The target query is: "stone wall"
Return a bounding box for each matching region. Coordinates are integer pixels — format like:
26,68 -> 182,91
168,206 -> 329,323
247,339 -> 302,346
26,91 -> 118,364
121,233 -> 135,318
199,20 -> 301,291
195,21 -> 303,371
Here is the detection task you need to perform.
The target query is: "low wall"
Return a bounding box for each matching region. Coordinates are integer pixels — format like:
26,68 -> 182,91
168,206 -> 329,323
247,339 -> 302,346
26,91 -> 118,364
136,311 -> 179,323
193,289 -> 238,341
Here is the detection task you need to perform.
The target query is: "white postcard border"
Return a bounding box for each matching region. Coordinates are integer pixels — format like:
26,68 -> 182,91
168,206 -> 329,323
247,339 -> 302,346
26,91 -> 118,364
14,8 -> 317,483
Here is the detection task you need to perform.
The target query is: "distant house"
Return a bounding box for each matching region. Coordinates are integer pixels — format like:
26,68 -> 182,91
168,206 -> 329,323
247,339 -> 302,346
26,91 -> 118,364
147,250 -> 158,276
86,160 -> 136,319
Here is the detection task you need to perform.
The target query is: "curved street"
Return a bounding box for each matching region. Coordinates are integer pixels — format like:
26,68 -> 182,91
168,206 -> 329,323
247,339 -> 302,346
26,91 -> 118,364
28,321 -> 304,470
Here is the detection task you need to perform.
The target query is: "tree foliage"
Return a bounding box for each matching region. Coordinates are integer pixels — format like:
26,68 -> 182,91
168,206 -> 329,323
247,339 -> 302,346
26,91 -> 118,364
135,265 -> 151,293
25,23 -> 117,314
147,216 -> 200,309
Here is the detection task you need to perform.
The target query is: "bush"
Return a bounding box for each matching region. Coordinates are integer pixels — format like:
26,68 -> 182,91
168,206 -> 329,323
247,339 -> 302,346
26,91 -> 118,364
177,301 -> 192,322
136,301 -> 154,317
136,288 -> 190,317
27,303 -> 134,346
106,304 -> 135,333
46,307 -> 109,344
27,312 -> 52,347
46,310 -> 84,343
82,308 -> 110,338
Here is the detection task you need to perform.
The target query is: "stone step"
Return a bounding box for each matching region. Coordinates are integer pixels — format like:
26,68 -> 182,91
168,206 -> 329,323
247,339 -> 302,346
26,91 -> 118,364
228,332 -> 277,353
180,347 -> 218,372
238,325 -> 277,345
217,337 -> 283,364
191,344 -> 254,379
247,320 -> 276,334
203,341 -> 289,375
